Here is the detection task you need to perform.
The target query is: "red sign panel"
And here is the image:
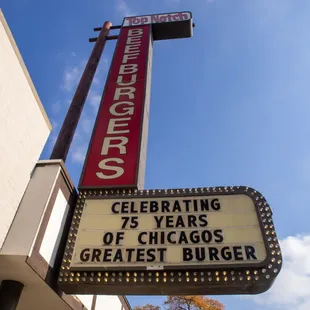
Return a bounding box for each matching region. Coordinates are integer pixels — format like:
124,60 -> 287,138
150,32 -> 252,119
79,25 -> 152,189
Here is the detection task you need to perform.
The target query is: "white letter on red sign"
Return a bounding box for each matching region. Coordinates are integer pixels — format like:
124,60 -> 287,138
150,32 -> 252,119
114,87 -> 136,100
101,137 -> 129,155
122,53 -> 139,64
96,158 -> 124,179
128,28 -> 143,36
119,64 -> 138,74
117,74 -> 137,86
107,118 -> 130,134
110,101 -> 134,116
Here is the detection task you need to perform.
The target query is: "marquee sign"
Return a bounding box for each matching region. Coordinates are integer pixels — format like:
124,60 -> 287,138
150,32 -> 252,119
58,186 -> 282,295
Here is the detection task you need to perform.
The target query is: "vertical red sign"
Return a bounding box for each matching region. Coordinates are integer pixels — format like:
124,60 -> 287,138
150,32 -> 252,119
79,25 -> 152,189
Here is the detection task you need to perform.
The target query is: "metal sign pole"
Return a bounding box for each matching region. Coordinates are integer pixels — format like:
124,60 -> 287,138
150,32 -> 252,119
50,21 -> 112,162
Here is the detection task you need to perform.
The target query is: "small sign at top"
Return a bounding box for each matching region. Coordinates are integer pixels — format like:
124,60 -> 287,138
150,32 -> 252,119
122,12 -> 193,41
123,12 -> 192,27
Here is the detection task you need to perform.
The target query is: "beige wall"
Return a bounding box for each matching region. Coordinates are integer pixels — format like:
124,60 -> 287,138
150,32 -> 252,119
0,10 -> 51,248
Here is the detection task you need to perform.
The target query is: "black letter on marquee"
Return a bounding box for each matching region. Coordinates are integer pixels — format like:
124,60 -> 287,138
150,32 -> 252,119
158,248 -> 167,262
147,249 -> 156,262
103,232 -> 114,245
121,217 -> 130,229
199,214 -> 208,227
138,232 -> 147,245
126,248 -> 135,262
202,230 -> 212,243
211,198 -> 221,210
245,246 -> 257,260
200,199 -> 209,211
195,247 -> 206,261
167,231 -> 176,244
111,202 -> 120,213
214,229 -> 224,243
183,248 -> 193,261
150,201 -> 159,213
183,200 -> 191,212
91,249 -> 102,262
209,247 -> 220,261
103,249 -> 112,262
80,248 -> 90,262
233,246 -> 243,260
154,216 -> 164,228
136,249 -> 145,262
188,215 -> 197,227
221,246 -> 232,260
113,249 -> 123,262
115,232 -> 125,245
161,201 -> 170,212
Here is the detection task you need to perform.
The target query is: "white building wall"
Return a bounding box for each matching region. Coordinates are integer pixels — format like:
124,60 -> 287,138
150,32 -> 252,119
0,10 -> 51,248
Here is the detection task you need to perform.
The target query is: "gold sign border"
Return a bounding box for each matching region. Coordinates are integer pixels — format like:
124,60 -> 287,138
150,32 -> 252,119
58,186 -> 282,295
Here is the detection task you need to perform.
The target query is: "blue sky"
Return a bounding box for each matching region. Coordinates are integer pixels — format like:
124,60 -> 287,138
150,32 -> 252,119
2,0 -> 310,309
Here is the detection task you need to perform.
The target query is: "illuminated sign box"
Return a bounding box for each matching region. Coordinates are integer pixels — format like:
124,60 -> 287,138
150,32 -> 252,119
123,12 -> 193,40
58,186 -> 282,295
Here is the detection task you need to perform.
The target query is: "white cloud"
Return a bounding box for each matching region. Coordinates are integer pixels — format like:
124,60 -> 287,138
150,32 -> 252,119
71,145 -> 87,163
81,118 -> 94,134
62,61 -> 86,92
89,93 -> 101,109
247,235 -> 310,310
116,0 -> 134,17
51,101 -> 62,114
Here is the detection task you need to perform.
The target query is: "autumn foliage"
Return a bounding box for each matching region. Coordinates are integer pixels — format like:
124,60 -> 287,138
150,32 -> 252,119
134,296 -> 224,310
